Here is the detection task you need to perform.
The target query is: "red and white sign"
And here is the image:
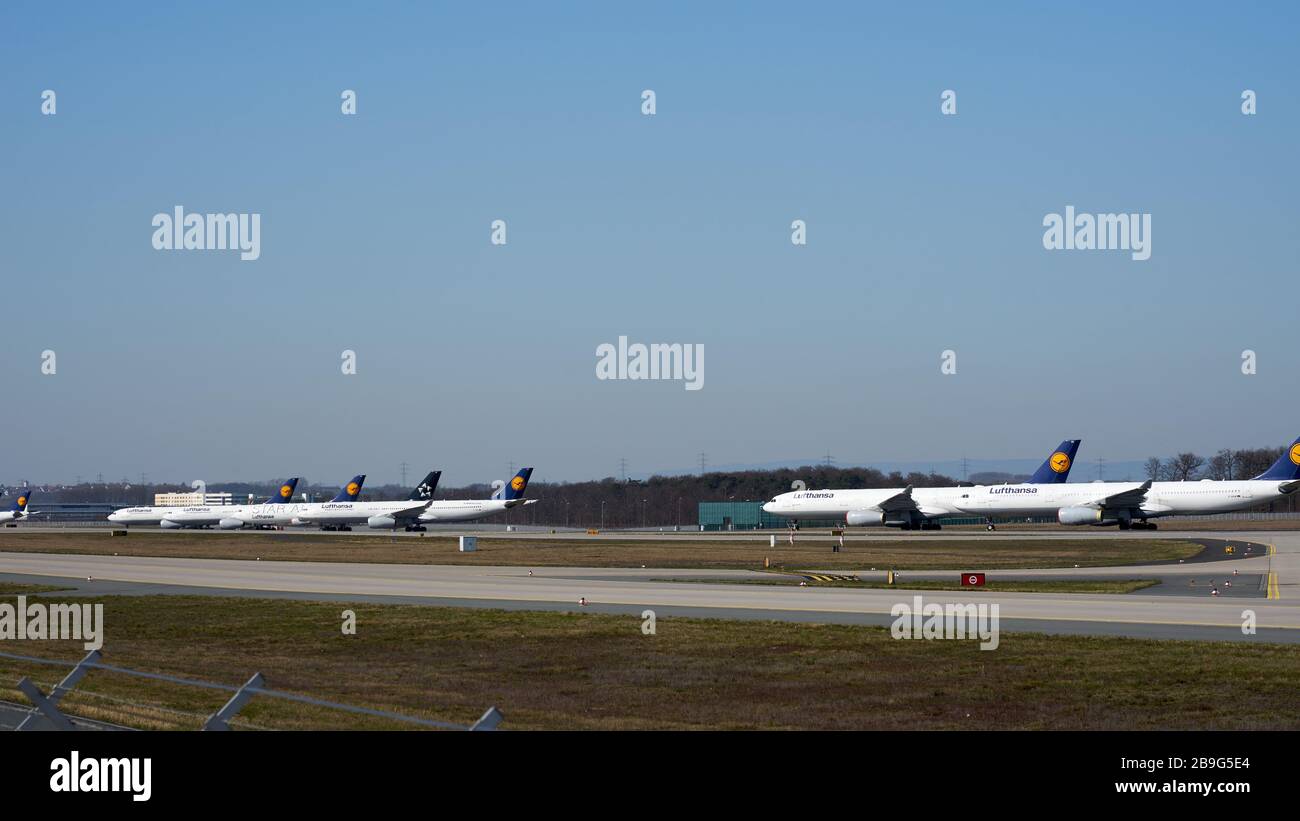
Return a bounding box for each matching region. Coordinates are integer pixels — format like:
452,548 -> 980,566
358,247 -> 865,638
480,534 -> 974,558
961,573 -> 986,587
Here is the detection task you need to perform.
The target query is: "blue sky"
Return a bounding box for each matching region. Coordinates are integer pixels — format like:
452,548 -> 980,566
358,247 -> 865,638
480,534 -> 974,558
2,2 -> 1297,486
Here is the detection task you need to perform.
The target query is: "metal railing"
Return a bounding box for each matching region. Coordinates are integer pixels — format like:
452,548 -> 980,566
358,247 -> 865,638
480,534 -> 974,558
0,649 -> 502,731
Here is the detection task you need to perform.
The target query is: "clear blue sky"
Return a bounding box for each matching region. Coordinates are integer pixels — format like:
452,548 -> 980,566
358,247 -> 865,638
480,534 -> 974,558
2,2 -> 1297,487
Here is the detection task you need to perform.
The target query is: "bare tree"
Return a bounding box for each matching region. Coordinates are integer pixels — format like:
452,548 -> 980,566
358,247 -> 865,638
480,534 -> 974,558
1233,447 -> 1280,480
1144,457 -> 1162,481
1206,449 -> 1235,481
1167,452 -> 1206,481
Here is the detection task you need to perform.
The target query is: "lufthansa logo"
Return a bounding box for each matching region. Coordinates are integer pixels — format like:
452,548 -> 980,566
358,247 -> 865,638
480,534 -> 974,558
510,476 -> 525,491
346,482 -> 360,496
1050,452 -> 1071,473
280,485 -> 292,498
1291,443 -> 1300,466
16,496 -> 27,507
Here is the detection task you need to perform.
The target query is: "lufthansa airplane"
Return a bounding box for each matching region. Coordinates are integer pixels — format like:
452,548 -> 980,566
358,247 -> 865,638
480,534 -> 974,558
762,440 -> 1082,530
952,435 -> 1300,529
413,467 -> 537,525
0,489 -> 35,525
108,478 -> 303,528
236,471 -> 440,531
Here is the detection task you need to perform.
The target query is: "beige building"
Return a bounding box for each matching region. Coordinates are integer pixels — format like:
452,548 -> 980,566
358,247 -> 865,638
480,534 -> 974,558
152,492 -> 235,507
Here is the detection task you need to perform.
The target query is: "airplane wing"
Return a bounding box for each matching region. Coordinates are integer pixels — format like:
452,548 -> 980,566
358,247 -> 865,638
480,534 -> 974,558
1085,480 -> 1152,510
390,500 -> 435,521
874,485 -> 920,514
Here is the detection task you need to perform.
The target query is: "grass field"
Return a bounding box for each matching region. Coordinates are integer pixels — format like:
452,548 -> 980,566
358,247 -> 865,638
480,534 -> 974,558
0,531 -> 1205,570
0,582 -> 72,595
0,582 -> 1296,730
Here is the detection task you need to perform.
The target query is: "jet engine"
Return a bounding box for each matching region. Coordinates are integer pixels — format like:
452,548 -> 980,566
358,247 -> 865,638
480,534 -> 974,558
218,518 -> 244,530
159,519 -> 183,529
367,515 -> 397,529
845,510 -> 885,527
1058,506 -> 1105,526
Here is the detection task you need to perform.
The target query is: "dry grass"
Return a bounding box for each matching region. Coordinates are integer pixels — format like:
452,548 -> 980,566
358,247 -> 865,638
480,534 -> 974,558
0,531 -> 1204,570
0,586 -> 1296,730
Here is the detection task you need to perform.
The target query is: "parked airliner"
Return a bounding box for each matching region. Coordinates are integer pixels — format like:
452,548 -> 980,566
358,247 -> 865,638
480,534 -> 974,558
762,440 -> 1081,530
107,478 -> 302,528
0,489 -> 35,525
235,472 -> 439,531
763,436 -> 1300,530
414,467 -> 537,525
955,435 -> 1300,529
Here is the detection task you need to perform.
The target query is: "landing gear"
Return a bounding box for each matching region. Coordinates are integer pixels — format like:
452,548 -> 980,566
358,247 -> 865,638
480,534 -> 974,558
1118,519 -> 1132,531
320,525 -> 353,532
985,518 -> 996,532
1131,521 -> 1158,531
404,525 -> 427,533
919,520 -> 942,531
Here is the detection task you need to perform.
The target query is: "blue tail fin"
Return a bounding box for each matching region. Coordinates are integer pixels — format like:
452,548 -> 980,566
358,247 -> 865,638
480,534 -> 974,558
331,475 -> 366,502
503,468 -> 533,500
1027,440 -> 1081,484
1254,436 -> 1300,481
408,471 -> 441,501
10,489 -> 32,512
265,478 -> 299,504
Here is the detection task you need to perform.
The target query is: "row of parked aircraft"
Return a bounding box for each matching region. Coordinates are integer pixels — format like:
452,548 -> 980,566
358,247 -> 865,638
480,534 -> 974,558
106,468 -> 535,531
762,436 -> 1300,530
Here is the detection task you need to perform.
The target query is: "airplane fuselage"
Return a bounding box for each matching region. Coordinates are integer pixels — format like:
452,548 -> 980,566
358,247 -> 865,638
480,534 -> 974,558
764,479 -> 1297,526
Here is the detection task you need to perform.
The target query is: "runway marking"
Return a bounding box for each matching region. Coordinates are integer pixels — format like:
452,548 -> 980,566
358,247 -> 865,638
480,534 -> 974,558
800,574 -> 860,583
1267,572 -> 1280,600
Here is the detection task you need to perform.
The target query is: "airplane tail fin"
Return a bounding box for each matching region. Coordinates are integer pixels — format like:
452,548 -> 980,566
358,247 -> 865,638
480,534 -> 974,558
1254,436 -> 1300,481
408,471 -> 441,501
331,475 -> 366,502
1027,440 -> 1081,484
503,467 -> 533,500
266,477 -> 299,504
11,489 -> 32,512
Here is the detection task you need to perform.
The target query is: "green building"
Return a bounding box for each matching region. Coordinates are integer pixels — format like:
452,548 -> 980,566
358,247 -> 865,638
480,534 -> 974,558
697,500 -> 842,530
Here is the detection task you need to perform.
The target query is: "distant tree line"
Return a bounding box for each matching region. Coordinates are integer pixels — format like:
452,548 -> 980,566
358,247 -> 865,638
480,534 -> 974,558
1143,445 -> 1286,483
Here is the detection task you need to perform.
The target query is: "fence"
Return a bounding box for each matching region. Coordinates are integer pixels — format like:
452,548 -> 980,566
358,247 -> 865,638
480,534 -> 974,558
0,649 -> 502,731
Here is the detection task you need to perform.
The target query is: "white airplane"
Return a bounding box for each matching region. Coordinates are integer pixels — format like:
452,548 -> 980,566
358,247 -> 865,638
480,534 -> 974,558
107,478 -> 301,528
956,435 -> 1300,530
762,440 -> 1082,530
235,472 -> 440,531
0,489 -> 35,525
763,436 -> 1300,531
413,467 -> 537,525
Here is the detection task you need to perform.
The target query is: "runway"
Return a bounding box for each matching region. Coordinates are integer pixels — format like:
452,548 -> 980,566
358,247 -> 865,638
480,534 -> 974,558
0,529 -> 1295,643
